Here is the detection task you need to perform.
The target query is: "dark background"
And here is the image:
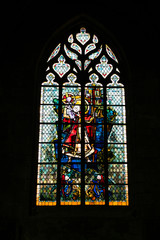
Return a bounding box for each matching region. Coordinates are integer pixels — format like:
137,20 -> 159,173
1,1 -> 160,239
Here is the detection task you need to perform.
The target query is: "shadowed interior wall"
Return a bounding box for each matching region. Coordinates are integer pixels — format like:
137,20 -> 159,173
0,2 -> 159,240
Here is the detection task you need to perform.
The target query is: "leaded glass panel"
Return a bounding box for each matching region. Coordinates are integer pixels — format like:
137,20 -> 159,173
36,27 -> 129,207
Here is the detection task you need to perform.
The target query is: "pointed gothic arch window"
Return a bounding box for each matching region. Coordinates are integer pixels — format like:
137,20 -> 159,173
36,27 -> 129,206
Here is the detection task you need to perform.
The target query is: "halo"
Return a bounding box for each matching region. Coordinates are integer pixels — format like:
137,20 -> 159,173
62,93 -> 75,104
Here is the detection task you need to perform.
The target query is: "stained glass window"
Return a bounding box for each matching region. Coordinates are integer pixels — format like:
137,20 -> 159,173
36,28 -> 129,206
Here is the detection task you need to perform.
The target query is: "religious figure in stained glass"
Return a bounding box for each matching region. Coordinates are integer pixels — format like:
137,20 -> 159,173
61,94 -> 95,160
36,27 -> 129,206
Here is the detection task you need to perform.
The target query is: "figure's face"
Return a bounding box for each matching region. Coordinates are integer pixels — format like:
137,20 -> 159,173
66,96 -> 72,102
97,175 -> 101,180
65,175 -> 69,181
73,105 -> 80,113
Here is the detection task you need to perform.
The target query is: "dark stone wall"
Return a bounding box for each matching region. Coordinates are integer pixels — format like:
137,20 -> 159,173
1,2 -> 160,239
